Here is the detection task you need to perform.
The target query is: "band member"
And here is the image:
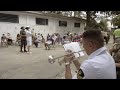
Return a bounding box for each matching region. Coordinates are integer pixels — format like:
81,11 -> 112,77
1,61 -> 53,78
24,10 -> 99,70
20,26 -> 27,52
63,30 -> 116,79
25,26 -> 32,54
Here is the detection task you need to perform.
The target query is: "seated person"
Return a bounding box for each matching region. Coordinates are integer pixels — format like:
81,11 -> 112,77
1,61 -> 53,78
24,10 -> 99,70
34,37 -> 40,48
62,36 -> 70,45
1,34 -> 7,46
37,33 -> 42,41
16,34 -> 21,46
6,33 -> 13,45
43,37 -> 52,50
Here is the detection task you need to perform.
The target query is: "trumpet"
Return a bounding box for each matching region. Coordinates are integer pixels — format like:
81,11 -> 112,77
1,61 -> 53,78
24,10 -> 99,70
48,50 -> 85,66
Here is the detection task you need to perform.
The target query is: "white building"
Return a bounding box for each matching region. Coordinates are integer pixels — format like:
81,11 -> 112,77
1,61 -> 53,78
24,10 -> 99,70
0,11 -> 86,41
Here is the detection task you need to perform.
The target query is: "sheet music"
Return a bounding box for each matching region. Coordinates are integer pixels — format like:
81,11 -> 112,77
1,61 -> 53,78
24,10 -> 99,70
63,42 -> 84,58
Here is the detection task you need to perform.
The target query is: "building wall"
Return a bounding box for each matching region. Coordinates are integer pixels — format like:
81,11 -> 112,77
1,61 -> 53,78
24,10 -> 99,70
0,11 -> 85,42
0,22 -> 21,41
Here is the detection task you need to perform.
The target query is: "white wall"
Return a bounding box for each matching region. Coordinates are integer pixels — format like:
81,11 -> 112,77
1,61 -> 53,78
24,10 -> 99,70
0,22 -> 22,41
0,12 -> 85,42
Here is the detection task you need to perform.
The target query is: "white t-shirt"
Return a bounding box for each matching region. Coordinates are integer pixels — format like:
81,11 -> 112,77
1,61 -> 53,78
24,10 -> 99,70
72,47 -> 116,79
26,30 -> 32,41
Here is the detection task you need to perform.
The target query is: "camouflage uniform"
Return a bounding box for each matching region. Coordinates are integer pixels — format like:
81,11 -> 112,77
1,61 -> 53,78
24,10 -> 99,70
20,29 -> 27,52
113,45 -> 120,78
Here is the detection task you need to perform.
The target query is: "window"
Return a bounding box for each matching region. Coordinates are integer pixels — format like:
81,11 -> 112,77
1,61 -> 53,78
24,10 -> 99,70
59,21 -> 67,27
36,18 -> 48,25
0,13 -> 19,23
74,23 -> 80,27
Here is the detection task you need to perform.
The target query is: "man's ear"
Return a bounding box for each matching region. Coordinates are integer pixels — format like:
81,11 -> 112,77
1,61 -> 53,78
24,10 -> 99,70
88,41 -> 93,48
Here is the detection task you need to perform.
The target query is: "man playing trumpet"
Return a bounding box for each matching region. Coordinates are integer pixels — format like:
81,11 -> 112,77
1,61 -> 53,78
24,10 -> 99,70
63,30 -> 116,79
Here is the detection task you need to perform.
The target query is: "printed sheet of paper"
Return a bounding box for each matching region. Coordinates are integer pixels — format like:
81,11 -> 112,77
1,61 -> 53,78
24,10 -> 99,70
63,42 -> 84,58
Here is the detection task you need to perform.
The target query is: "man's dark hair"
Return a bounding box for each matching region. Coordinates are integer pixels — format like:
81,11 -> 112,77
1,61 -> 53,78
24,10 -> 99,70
82,30 -> 104,47
21,26 -> 25,29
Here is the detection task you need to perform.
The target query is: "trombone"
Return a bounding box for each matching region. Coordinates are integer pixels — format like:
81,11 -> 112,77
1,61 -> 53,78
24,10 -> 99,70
48,50 -> 85,66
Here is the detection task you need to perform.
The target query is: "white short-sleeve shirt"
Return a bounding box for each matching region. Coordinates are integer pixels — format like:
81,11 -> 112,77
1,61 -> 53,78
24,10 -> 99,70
73,47 -> 116,79
26,30 -> 32,41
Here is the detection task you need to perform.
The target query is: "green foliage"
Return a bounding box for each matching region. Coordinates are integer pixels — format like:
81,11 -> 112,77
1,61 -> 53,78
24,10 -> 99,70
98,20 -> 108,31
42,11 -> 120,30
112,15 -> 120,26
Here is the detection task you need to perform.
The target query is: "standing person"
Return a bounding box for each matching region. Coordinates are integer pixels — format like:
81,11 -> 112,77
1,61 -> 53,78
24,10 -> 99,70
109,26 -> 120,56
20,26 -> 27,52
113,26 -> 120,44
101,31 -> 108,44
63,30 -> 116,79
41,34 -> 44,43
114,52 -> 120,79
31,29 -> 35,37
16,34 -> 21,46
69,33 -> 73,42
25,26 -> 32,54
47,34 -> 50,41
73,33 -> 77,42
31,29 -> 35,44
109,26 -> 120,79
57,33 -> 62,45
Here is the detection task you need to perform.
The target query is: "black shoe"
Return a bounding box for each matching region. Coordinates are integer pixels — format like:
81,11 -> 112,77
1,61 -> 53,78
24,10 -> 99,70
24,50 -> 27,52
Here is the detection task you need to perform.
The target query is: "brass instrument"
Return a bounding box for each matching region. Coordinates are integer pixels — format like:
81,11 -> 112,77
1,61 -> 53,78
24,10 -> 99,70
48,50 -> 85,66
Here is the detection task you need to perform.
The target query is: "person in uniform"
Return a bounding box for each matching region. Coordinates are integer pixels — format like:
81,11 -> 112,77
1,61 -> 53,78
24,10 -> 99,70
20,26 -> 27,52
109,26 -> 120,55
64,30 -> 116,79
114,52 -> 120,79
113,26 -> 120,44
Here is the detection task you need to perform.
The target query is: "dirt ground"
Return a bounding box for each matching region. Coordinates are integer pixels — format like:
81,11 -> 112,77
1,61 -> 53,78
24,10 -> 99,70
0,37 -> 114,79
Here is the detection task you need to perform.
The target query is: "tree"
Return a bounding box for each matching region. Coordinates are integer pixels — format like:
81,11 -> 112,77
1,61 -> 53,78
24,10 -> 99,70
40,11 -> 120,30
112,15 -> 120,27
98,20 -> 108,31
85,11 -> 99,30
85,11 -> 117,30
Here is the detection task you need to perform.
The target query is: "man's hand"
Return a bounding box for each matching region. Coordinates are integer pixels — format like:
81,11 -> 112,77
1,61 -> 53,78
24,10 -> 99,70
63,49 -> 75,64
